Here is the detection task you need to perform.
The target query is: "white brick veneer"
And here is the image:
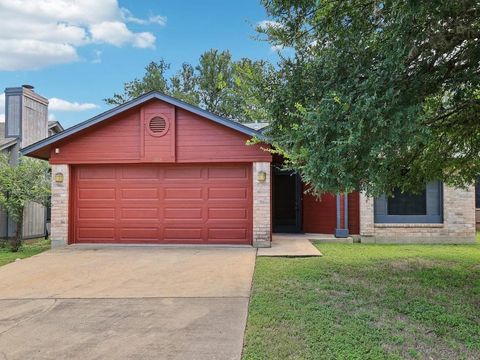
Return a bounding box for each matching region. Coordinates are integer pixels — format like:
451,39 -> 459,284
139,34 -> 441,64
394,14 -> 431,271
360,185 -> 476,243
51,164 -> 69,247
252,162 -> 271,247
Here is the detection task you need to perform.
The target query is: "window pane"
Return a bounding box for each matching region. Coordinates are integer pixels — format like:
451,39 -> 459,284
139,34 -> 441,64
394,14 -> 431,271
387,188 -> 427,215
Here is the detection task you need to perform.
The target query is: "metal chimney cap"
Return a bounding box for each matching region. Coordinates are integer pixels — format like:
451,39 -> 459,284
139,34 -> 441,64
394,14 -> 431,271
22,84 -> 34,90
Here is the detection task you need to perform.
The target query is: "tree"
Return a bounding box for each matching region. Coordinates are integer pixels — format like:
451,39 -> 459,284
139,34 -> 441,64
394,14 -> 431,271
195,49 -> 236,117
0,155 -> 51,251
105,59 -> 171,105
232,58 -> 276,123
170,63 -> 199,105
105,50 -> 272,123
259,0 -> 480,196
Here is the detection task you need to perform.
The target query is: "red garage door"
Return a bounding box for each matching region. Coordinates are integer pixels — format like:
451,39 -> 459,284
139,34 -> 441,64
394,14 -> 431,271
72,164 -> 252,245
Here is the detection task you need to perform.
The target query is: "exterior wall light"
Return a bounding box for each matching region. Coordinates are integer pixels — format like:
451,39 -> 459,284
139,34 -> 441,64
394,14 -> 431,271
257,171 -> 267,182
54,172 -> 64,183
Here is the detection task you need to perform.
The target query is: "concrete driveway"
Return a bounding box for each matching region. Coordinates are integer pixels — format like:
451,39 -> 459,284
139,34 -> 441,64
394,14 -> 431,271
0,246 -> 256,360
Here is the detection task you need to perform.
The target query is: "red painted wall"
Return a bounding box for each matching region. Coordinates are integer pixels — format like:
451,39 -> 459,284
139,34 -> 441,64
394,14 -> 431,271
49,99 -> 271,164
51,109 -> 141,163
302,189 -> 360,235
303,191 -> 337,234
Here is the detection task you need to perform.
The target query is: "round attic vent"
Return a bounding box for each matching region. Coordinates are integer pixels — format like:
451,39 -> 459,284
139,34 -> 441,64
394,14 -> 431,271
148,116 -> 168,136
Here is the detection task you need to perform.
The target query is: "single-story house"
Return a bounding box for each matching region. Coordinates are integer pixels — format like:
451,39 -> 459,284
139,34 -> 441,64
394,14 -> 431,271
21,92 -> 476,247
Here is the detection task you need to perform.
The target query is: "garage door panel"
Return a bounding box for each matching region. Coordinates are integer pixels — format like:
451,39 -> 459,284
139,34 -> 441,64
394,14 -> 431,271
164,167 -> 202,179
121,188 -> 158,199
208,208 -> 247,220
164,187 -> 203,200
120,166 -> 159,179
73,164 -> 252,244
78,227 -> 115,240
163,228 -> 203,241
164,207 -> 203,219
79,188 -> 116,200
208,187 -> 247,199
121,208 -> 159,220
208,228 -> 248,240
78,167 -> 116,179
78,208 -> 115,220
119,227 -> 159,241
208,167 -> 248,179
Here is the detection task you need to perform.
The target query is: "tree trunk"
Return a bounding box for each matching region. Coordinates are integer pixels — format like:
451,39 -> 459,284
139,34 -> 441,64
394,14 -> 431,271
9,216 -> 22,252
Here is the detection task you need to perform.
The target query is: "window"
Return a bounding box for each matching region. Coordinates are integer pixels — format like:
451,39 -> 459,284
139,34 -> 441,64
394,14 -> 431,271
387,188 -> 427,215
374,181 -> 443,223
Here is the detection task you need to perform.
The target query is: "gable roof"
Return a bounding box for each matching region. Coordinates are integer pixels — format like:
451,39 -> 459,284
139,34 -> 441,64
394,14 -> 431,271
21,91 -> 266,158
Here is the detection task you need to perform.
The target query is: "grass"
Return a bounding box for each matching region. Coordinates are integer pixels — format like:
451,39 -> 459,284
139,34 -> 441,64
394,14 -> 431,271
243,235 -> 480,360
0,238 -> 51,267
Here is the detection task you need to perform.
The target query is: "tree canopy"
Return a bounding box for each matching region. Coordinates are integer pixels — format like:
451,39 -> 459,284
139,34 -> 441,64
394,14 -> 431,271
259,0 -> 480,196
0,155 -> 51,251
105,49 -> 274,123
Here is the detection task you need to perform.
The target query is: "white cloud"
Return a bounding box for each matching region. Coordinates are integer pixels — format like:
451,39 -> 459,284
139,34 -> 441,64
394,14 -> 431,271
121,8 -> 167,26
257,20 -> 283,31
270,44 -> 284,52
148,15 -> 167,26
0,0 -> 164,71
49,98 -> 99,112
0,93 -> 98,122
90,21 -> 155,49
0,40 -> 78,71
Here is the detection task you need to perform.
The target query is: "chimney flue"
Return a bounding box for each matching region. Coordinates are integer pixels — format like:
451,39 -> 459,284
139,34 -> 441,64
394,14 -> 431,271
22,84 -> 34,90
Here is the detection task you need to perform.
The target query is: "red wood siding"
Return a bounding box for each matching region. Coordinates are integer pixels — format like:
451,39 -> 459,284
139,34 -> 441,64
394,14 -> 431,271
302,190 -> 360,235
72,164 -> 252,244
303,192 -> 337,234
51,109 -> 141,163
176,108 -> 269,162
49,99 -> 271,164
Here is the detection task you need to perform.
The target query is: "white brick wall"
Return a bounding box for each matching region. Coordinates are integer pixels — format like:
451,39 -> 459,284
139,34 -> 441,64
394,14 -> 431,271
51,164 -> 69,247
252,162 -> 271,247
360,185 -> 476,243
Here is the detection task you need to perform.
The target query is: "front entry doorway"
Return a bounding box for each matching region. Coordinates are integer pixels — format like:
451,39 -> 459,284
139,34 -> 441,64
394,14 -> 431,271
273,169 -> 302,233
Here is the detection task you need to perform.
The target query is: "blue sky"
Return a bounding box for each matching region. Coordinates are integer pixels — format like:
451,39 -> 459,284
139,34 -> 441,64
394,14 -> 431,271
0,0 -> 277,128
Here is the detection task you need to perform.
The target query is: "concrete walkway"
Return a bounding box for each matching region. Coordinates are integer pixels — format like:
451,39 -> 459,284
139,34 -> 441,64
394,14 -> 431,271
0,246 -> 256,360
257,234 -> 323,257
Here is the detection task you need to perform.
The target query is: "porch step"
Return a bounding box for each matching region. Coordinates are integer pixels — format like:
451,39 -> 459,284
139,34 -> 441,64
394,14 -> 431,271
258,234 -> 323,257
305,233 -> 355,244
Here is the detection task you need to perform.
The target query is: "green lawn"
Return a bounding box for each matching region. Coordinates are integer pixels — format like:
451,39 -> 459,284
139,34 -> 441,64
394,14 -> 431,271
0,239 -> 51,267
243,236 -> 480,360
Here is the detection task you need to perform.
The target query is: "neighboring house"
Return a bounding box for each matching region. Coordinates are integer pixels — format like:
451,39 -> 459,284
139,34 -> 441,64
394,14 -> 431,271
1,86 -> 63,240
21,91 -> 476,247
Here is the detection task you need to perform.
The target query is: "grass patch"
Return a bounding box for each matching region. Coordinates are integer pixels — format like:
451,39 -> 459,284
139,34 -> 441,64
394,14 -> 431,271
0,238 -> 51,267
243,236 -> 480,360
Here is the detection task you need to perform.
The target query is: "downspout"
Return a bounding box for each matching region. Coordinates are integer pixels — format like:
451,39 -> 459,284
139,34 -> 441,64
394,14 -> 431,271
335,193 -> 349,238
